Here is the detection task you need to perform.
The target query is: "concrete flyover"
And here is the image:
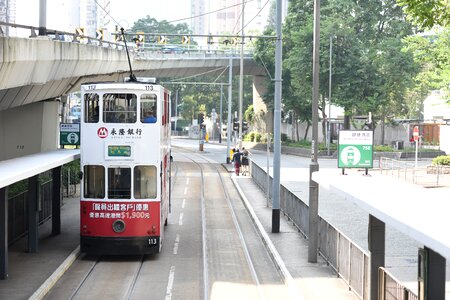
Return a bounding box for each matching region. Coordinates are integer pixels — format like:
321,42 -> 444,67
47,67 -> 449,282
0,35 -> 266,112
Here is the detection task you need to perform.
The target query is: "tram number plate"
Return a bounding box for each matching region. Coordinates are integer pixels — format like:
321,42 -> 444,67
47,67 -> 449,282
149,238 -> 158,245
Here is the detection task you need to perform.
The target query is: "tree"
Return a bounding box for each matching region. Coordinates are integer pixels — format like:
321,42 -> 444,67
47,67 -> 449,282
130,16 -> 191,44
397,0 -> 450,29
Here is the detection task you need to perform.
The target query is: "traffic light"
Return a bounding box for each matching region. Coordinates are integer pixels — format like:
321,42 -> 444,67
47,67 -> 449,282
242,121 -> 248,132
233,118 -> 239,131
198,113 -> 205,125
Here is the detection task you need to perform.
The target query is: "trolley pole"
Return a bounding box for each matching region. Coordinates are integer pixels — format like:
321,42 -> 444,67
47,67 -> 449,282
238,0 -> 245,148
308,0 -> 321,263
272,0 -> 283,233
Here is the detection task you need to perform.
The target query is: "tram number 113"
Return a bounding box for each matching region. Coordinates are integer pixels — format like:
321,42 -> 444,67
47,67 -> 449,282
149,238 -> 158,245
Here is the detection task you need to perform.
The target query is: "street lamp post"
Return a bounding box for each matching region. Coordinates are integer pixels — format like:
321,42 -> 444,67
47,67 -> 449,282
272,0 -> 283,233
308,0 -> 320,263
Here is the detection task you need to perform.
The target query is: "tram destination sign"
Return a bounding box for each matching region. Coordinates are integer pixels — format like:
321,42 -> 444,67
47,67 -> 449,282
108,145 -> 131,157
338,130 -> 373,169
60,123 -> 80,146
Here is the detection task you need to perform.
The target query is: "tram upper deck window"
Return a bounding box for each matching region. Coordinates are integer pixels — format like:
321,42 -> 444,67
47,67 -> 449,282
141,94 -> 157,123
108,167 -> 131,199
84,93 -> 100,123
83,165 -> 105,198
134,166 -> 157,199
103,93 -> 137,123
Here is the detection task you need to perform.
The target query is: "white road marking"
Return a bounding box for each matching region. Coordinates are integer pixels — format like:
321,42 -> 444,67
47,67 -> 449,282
183,187 -> 188,195
186,178 -> 189,184
182,199 -> 186,209
173,234 -> 180,255
165,266 -> 176,300
178,213 -> 184,226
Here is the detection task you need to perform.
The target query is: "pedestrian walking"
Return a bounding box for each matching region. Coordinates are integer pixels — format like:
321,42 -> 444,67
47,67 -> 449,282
241,147 -> 251,176
232,148 -> 243,176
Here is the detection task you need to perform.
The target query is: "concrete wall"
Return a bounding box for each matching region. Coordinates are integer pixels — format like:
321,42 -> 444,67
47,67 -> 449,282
0,101 -> 59,160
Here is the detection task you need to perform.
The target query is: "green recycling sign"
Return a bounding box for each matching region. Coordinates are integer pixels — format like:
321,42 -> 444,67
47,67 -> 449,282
338,130 -> 373,168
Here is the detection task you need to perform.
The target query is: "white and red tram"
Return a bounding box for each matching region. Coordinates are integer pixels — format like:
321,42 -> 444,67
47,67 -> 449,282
79,79 -> 171,255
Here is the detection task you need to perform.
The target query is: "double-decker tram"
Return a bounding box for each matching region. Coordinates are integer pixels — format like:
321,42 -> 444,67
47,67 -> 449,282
79,78 -> 171,255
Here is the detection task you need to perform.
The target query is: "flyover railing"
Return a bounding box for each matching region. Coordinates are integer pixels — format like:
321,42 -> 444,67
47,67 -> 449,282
0,21 -> 254,59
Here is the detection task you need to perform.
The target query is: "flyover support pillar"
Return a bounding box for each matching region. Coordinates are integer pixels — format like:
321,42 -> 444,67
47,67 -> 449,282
368,214 -> 385,300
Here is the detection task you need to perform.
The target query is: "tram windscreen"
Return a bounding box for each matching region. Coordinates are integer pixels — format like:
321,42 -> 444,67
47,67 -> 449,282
83,165 -> 105,198
84,93 -> 100,123
103,93 -> 137,123
134,166 -> 157,199
108,167 -> 131,199
140,94 -> 157,123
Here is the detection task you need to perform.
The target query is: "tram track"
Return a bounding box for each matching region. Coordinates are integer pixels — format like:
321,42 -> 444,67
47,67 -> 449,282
66,254 -> 146,300
176,150 -> 266,299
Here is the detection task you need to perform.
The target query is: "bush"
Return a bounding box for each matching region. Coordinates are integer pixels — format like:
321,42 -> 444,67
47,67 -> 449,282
374,145 -> 394,152
254,133 -> 262,142
432,155 -> 450,165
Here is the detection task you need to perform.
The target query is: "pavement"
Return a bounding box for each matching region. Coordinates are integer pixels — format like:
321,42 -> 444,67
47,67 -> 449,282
0,163 -> 358,300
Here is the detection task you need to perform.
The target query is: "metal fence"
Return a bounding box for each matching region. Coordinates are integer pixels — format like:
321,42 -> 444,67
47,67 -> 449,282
379,268 -> 418,300
6,161 -> 80,245
250,160 -> 418,300
379,157 -> 448,187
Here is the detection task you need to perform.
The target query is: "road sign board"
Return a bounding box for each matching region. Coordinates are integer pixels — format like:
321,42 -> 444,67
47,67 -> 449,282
158,35 -> 167,44
181,36 -> 190,44
60,123 -> 80,146
338,130 -> 373,168
413,126 -> 419,141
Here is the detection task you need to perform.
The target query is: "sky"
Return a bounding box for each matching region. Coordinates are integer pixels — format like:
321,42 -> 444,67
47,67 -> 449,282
15,0 -> 191,29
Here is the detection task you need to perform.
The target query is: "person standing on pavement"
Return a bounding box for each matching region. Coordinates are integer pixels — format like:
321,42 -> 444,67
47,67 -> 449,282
232,148 -> 243,176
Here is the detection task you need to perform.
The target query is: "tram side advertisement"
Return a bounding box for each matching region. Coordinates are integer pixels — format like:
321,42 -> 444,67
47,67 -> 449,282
338,130 -> 373,168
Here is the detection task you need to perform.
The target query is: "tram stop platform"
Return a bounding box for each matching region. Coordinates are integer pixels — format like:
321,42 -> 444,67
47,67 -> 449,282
0,166 -> 357,300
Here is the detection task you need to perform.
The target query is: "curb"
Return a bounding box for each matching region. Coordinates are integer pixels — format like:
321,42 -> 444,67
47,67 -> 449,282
29,246 -> 81,300
231,176 -> 304,300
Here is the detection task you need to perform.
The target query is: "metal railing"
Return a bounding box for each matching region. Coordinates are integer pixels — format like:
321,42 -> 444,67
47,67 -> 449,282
379,157 -> 448,187
0,21 -> 255,59
379,268 -> 418,300
251,160 -> 370,299
250,160 -> 424,300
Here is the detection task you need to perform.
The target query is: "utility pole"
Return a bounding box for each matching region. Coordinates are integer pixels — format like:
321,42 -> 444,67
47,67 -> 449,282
39,0 -> 47,36
327,35 -> 332,156
308,0 -> 321,263
238,0 -> 245,147
226,57 -> 233,163
272,0 -> 283,233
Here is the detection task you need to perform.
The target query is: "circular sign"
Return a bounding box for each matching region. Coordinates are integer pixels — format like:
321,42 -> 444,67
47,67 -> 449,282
341,146 -> 361,166
97,127 -> 108,138
66,132 -> 79,144
413,126 -> 419,141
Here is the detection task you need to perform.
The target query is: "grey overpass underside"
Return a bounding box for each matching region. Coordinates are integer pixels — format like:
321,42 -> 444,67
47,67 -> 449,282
0,36 -> 265,112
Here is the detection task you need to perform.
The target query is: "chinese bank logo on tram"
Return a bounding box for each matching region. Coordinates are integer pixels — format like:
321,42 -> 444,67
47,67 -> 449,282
97,127 -> 108,138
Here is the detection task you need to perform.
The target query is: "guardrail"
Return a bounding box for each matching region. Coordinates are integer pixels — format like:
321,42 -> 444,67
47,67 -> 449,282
250,159 -> 422,300
379,157 -> 448,187
250,160 -> 370,299
0,21 -> 254,59
0,21 -> 122,49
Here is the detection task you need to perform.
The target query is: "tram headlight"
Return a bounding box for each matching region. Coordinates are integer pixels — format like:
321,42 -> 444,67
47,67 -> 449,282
112,219 -> 126,233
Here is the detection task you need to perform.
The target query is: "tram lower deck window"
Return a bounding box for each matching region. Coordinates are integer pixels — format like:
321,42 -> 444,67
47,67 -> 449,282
83,165 -> 105,199
134,166 -> 157,199
108,167 -> 131,199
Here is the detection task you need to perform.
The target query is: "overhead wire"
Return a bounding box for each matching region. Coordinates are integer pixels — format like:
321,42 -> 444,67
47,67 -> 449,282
166,67 -> 229,83
236,0 -> 272,35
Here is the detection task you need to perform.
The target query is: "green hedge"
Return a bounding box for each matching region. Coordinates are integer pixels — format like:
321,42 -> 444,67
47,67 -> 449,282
432,155 -> 450,165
